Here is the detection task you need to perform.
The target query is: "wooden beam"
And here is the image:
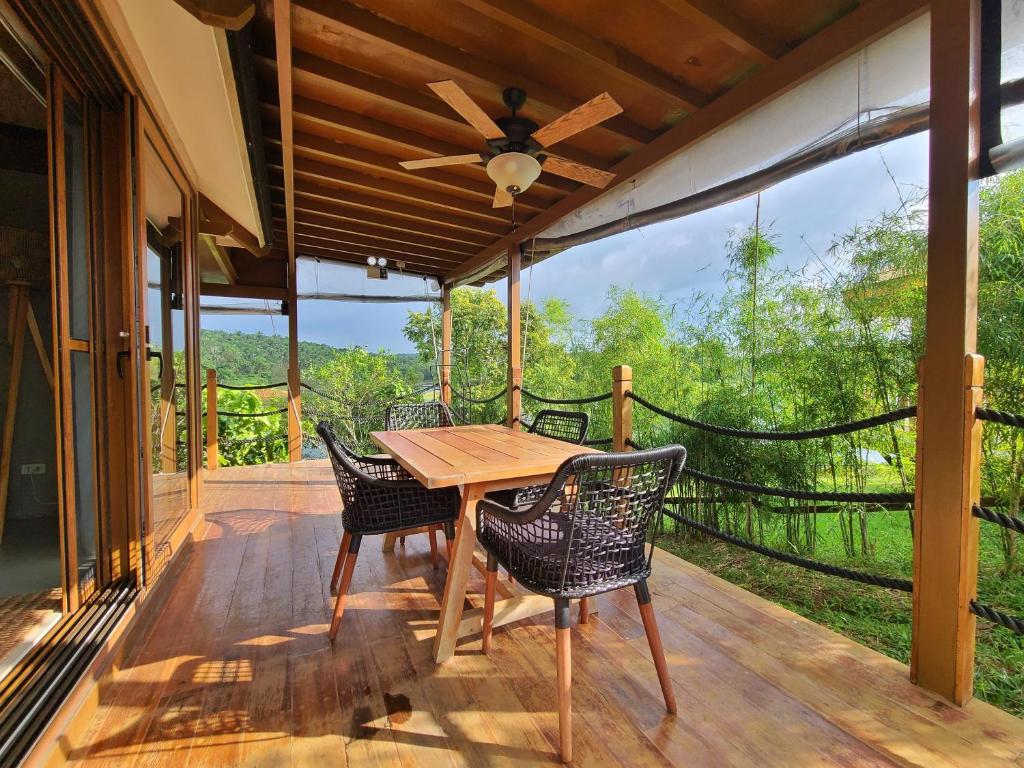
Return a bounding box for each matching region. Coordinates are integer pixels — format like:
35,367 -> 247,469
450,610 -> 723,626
441,283 -> 452,406
200,234 -> 238,284
171,0 -> 254,30
292,0 -> 653,149
290,240 -> 462,275
654,0 -> 781,64
198,192 -> 267,257
288,180 -> 508,238
453,0 -> 706,112
200,282 -> 288,300
506,242 -> 521,430
282,228 -> 467,265
274,0 -> 301,462
912,0 -> 983,706
447,0 -> 929,283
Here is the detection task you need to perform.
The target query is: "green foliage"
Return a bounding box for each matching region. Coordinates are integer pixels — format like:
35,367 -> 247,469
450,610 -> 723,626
214,389 -> 287,467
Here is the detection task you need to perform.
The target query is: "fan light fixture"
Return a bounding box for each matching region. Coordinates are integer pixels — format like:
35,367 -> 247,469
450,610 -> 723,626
486,152 -> 542,195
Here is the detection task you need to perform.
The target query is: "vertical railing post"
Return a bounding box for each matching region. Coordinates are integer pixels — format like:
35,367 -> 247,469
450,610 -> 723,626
506,242 -> 521,430
440,282 -> 452,406
287,273 -> 302,463
613,365 -> 632,451
206,368 -> 218,471
913,0 -> 983,705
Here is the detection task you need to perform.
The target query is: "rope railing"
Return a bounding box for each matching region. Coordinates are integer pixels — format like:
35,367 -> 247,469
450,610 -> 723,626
207,407 -> 288,419
973,503 -> 1024,535
584,437 -> 613,447
520,387 -> 613,405
218,381 -> 288,391
627,391 -> 917,440
976,408 -> 1024,429
662,503 -> 913,592
970,601 -> 1024,635
450,385 -> 507,404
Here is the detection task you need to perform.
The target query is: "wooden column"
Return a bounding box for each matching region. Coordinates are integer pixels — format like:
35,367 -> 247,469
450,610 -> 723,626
912,0 -> 983,706
506,243 -> 521,430
440,282 -> 452,406
205,368 -> 218,470
287,270 -> 301,462
613,365 -> 633,451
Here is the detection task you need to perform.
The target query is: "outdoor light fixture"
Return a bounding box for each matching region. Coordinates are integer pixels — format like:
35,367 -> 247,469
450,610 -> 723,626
367,254 -> 388,280
377,257 -> 388,267
486,151 -> 542,195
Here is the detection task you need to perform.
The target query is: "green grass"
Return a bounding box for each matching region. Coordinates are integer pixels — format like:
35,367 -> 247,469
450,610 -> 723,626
656,516 -> 1024,717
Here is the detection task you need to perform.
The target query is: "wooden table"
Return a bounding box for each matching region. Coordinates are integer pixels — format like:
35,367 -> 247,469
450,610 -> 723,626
371,423 -> 599,663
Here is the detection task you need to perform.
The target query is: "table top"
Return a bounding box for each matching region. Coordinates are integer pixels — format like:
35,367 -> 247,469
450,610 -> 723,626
370,424 -> 599,489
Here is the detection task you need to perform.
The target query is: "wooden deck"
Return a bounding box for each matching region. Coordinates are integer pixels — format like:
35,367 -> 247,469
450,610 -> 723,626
57,462 -> 1024,767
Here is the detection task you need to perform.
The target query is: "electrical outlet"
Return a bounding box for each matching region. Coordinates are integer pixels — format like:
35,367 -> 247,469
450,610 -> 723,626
21,463 -> 45,475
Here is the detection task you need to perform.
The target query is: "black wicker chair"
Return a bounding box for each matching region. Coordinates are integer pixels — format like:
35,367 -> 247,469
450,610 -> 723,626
317,422 -> 460,642
476,445 -> 686,763
384,401 -> 455,430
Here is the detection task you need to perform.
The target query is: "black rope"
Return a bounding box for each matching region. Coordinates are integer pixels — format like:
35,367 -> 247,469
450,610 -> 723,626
662,505 -> 913,592
970,601 -> 1024,635
584,437 -> 613,447
976,408 -> 1024,429
973,504 -> 1024,535
209,407 -> 288,418
627,392 -> 916,440
520,388 -> 613,405
450,386 -> 507,404
217,381 -> 288,391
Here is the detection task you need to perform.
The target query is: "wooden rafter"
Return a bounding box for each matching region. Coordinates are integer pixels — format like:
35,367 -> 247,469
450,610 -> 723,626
278,210 -> 480,256
171,0 -> 254,30
285,230 -> 466,266
453,0 -> 706,113
654,0 -> 781,64
284,221 -> 473,260
291,0 -> 654,148
448,0 -> 929,283
200,234 -> 239,284
198,193 -> 267,257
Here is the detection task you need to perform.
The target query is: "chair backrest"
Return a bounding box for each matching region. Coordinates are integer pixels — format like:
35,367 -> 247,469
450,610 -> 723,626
530,446 -> 686,592
527,409 -> 589,445
385,401 -> 455,430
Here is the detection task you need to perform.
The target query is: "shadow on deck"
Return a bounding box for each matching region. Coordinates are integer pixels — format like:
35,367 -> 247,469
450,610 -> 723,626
58,462 -> 1024,767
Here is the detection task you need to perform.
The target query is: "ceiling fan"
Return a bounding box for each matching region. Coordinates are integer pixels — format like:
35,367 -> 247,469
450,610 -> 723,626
399,80 -> 622,208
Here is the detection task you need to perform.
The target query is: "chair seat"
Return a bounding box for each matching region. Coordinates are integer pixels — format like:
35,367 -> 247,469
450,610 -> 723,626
478,511 -> 648,598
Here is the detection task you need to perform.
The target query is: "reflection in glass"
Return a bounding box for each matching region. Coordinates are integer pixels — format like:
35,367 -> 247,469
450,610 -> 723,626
63,96 -> 89,341
70,350 -> 96,596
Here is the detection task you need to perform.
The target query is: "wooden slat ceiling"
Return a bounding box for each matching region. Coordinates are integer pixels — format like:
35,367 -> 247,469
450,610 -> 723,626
245,0 -> 926,287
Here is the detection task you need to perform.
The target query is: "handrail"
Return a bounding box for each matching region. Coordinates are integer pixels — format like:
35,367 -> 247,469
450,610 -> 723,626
450,386 -> 506,404
520,387 -> 612,405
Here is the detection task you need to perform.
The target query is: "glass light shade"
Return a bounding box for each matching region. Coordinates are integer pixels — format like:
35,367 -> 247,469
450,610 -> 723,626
366,256 -> 377,266
486,151 -> 542,194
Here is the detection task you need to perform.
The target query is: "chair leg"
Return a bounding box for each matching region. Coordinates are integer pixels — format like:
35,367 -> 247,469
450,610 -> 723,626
555,598 -> 572,763
635,580 -> 676,714
429,525 -> 439,570
329,534 -> 362,642
400,535 -> 407,546
482,552 -> 498,654
443,522 -> 455,561
578,597 -> 590,624
330,531 -> 352,596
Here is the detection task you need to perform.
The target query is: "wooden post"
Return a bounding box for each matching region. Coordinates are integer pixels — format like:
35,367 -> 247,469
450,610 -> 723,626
912,0 -> 983,706
206,368 -> 218,470
440,282 -> 452,406
0,285 -> 28,542
287,273 -> 301,462
613,365 -> 633,451
506,243 -> 521,430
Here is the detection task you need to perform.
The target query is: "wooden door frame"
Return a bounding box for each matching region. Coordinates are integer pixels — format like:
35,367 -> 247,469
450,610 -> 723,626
132,102 -> 200,582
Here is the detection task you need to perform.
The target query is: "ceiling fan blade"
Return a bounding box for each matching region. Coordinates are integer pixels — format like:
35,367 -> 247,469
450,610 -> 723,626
531,92 -> 623,148
428,80 -> 506,140
493,187 -> 513,208
399,153 -> 484,170
542,155 -> 616,188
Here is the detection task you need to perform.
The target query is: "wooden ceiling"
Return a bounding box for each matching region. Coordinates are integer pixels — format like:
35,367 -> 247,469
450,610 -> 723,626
237,0 -> 926,288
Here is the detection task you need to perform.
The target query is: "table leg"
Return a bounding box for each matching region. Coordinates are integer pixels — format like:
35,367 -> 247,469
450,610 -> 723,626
433,483 -> 486,662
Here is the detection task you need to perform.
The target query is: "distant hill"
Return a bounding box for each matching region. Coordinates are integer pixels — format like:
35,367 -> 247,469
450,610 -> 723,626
199,330 -> 432,386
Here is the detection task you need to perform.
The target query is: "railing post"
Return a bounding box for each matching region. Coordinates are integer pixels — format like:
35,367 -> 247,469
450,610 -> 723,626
508,367 -> 522,430
206,368 -> 218,471
507,241 -> 521,430
912,0 -> 984,706
613,365 -> 632,451
440,282 -> 452,406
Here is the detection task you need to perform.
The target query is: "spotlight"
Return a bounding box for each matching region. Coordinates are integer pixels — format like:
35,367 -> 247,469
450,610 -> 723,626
366,256 -> 378,266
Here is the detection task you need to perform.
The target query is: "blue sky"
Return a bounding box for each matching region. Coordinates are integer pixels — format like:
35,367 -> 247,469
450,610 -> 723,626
202,131 -> 930,353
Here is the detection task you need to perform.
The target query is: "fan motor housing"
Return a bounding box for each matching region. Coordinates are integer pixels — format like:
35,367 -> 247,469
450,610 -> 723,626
491,115 -> 540,156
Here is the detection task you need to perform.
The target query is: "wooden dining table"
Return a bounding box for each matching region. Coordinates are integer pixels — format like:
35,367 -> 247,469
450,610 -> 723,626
371,423 -> 599,663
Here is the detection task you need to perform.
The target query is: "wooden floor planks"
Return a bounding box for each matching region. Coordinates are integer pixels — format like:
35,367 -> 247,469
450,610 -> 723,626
54,461 -> 1024,767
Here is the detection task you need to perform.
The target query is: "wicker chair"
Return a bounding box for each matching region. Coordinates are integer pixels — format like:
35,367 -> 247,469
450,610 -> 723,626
476,445 -> 686,763
489,409 -> 590,509
317,422 -> 460,642
384,401 -> 455,430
